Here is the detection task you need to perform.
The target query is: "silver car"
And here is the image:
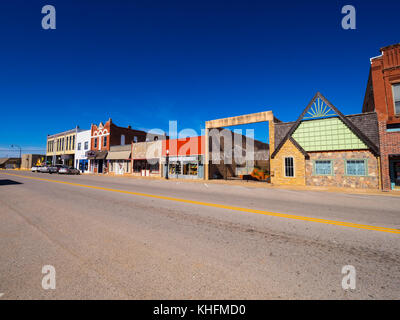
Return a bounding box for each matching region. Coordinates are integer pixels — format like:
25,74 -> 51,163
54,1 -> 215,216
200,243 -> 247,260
58,166 -> 80,175
38,165 -> 50,173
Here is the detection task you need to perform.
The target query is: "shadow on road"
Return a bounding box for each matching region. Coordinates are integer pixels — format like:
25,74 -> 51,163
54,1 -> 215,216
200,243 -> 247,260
0,179 -> 23,186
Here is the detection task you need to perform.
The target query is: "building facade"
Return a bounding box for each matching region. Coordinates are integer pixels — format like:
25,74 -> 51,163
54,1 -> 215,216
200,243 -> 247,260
132,140 -> 163,177
208,130 -> 269,180
87,118 -> 147,174
46,127 -> 81,167
362,43 -> 400,190
21,154 -> 46,169
107,145 -> 132,175
162,136 -> 205,179
270,93 -> 381,189
75,129 -> 91,173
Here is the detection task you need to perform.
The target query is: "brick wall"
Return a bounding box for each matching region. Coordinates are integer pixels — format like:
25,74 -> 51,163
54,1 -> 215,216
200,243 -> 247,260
368,44 -> 400,124
378,121 -> 400,190
305,150 -> 379,189
91,119 -> 147,152
270,139 -> 305,186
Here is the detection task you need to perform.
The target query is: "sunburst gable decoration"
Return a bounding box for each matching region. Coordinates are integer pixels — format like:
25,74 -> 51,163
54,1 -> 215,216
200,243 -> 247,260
303,98 -> 337,119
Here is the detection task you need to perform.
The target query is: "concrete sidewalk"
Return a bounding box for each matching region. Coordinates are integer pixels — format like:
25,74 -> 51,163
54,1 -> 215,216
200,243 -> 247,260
84,171 -> 400,197
4,168 -> 399,197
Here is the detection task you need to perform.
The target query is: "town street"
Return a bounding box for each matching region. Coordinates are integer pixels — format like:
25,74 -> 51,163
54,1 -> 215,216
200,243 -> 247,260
0,170 -> 399,299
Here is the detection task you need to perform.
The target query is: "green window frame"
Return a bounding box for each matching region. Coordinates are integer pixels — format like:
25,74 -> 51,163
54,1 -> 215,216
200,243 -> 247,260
313,160 -> 333,176
345,159 -> 368,177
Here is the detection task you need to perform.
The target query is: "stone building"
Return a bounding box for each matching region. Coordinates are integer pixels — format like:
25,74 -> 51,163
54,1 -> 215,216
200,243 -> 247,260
270,92 -> 380,189
362,43 -> 400,190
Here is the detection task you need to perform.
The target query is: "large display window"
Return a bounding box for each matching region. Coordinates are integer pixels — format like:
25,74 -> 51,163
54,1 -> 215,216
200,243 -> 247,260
169,162 -> 181,175
183,162 -> 198,175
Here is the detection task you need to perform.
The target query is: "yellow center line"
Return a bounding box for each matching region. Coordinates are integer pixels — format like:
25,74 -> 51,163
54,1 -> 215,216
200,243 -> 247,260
2,172 -> 400,235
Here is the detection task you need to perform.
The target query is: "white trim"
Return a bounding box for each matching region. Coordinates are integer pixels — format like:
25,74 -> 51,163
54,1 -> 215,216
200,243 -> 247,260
370,54 -> 382,64
283,156 -> 296,178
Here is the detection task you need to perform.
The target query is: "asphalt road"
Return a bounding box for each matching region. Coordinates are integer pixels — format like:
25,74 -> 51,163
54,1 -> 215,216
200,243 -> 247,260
1,170 -> 400,299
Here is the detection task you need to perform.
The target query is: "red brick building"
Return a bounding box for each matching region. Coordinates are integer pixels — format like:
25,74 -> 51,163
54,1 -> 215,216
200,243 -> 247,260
87,118 -> 147,173
362,43 -> 400,190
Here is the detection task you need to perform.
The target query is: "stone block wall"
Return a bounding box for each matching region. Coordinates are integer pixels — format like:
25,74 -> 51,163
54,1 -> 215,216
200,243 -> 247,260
305,150 -> 379,189
270,139 -> 306,186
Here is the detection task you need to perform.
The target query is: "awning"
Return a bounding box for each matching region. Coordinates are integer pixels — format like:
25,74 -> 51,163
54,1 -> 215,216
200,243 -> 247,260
86,151 -> 108,160
106,151 -> 131,160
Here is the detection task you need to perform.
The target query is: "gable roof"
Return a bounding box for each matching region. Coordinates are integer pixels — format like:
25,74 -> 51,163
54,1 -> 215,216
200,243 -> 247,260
271,92 -> 380,159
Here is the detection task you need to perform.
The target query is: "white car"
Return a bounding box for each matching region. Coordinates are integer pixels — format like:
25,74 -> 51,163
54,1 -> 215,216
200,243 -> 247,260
31,166 -> 39,172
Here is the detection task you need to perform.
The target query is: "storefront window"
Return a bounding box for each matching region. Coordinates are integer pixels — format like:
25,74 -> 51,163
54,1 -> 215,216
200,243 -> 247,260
169,162 -> 181,175
133,160 -> 146,173
149,160 -> 159,173
183,162 -> 198,175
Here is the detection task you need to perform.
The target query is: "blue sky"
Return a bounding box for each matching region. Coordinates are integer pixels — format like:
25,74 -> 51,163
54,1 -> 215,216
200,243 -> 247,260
0,0 -> 399,157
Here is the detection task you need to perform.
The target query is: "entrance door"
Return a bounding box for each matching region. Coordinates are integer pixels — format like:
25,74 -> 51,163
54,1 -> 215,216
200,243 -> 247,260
98,159 -> 103,173
392,161 -> 400,189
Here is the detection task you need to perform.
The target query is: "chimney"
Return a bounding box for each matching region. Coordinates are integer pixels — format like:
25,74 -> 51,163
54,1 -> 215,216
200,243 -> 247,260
127,125 -> 131,129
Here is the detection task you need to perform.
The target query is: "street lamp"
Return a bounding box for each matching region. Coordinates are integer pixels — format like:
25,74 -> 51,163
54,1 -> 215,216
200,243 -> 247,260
10,144 -> 21,168
166,149 -> 169,180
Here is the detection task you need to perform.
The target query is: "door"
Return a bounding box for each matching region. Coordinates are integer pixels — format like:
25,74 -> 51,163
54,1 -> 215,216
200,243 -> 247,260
394,161 -> 400,189
98,159 -> 103,173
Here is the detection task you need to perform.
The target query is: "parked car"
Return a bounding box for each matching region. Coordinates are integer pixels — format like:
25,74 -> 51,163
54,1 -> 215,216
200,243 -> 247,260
49,164 -> 64,174
38,165 -> 50,173
58,166 -> 80,175
31,166 -> 40,172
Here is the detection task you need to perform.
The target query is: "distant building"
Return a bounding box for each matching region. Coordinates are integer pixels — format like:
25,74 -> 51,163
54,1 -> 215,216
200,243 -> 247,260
0,158 -> 20,169
362,43 -> 400,190
46,127 -> 82,167
20,154 -> 46,169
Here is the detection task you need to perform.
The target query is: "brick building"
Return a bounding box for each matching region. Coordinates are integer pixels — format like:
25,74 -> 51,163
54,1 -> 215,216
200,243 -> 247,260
87,118 -> 147,173
270,93 -> 380,189
362,43 -> 400,190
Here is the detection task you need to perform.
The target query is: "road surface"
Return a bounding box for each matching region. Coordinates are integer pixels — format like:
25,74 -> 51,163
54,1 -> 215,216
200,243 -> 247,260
0,170 -> 399,299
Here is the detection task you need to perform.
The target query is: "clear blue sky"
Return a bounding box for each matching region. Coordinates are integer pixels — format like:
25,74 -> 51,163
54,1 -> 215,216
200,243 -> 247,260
0,0 -> 399,157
